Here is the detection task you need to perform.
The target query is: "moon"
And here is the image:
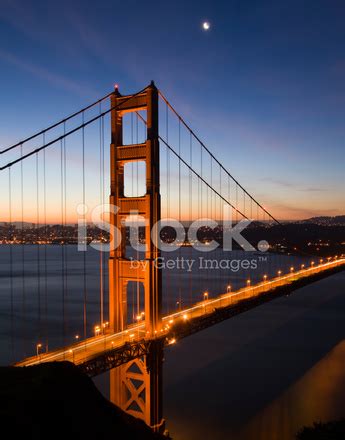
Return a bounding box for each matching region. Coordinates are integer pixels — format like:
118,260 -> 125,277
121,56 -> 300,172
202,21 -> 211,31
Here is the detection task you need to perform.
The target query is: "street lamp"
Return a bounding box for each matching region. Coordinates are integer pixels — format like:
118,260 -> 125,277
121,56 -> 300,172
94,325 -> 101,336
75,335 -> 79,341
246,279 -> 251,288
278,270 -> 282,277
290,267 -> 294,273
263,275 -> 268,282
203,291 -> 209,313
69,349 -> 75,363
311,261 -> 315,267
227,284 -> 231,293
301,264 -> 305,270
36,343 -> 42,357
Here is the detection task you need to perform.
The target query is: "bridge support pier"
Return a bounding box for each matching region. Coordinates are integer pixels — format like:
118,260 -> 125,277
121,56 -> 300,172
110,340 -> 165,433
108,82 -> 164,431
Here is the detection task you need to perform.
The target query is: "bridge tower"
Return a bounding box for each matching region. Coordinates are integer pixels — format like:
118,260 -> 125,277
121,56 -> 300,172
108,82 -> 164,432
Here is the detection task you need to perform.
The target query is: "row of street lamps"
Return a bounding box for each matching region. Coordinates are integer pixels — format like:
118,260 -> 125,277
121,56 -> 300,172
35,255 -> 343,358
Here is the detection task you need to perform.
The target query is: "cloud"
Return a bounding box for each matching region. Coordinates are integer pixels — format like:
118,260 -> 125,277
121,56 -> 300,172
260,177 -> 294,188
0,48 -> 95,98
260,177 -> 328,193
300,187 -> 328,193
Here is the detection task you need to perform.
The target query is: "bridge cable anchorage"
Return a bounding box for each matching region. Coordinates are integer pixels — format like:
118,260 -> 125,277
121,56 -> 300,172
0,90 -> 116,155
0,85 -> 150,171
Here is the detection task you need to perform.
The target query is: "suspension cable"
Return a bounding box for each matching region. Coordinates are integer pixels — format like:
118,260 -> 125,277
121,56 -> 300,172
158,90 -> 281,225
159,135 -> 249,220
0,90 -> 116,155
0,86 -> 150,171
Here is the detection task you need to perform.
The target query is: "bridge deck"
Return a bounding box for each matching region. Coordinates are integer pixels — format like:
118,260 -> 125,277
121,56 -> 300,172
15,259 -> 345,375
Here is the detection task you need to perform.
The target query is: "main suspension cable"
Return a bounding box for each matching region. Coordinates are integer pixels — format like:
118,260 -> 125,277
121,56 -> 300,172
0,86 -> 150,171
0,90 -> 116,155
158,90 -> 281,225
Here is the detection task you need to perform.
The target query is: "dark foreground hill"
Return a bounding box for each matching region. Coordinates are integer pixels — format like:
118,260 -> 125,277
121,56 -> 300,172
0,362 -> 166,440
297,420 -> 345,439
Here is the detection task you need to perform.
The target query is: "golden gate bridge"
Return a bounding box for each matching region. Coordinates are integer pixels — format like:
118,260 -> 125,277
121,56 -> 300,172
0,82 -> 344,433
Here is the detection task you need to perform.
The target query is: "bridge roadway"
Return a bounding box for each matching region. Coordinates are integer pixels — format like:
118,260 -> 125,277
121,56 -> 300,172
15,258 -> 345,374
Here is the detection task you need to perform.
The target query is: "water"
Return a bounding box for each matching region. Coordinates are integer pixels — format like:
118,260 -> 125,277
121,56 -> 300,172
161,271 -> 345,439
0,244 -> 310,363
1,245 -> 344,438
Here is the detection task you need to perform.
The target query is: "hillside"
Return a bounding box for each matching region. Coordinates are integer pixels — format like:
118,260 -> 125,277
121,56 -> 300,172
0,362 -> 166,439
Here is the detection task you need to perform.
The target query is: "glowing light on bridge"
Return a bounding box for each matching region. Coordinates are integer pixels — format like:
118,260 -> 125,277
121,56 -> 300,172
36,343 -> 42,357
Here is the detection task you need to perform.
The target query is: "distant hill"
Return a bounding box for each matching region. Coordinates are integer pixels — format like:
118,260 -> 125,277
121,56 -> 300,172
300,216 -> 345,226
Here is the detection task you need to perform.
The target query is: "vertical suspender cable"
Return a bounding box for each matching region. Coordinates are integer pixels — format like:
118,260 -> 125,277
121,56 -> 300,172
43,135 -> 48,352
189,132 -> 193,306
60,139 -> 65,352
8,168 -> 14,360
178,118 -> 182,309
102,114 -> 106,325
20,144 -> 26,356
82,112 -> 87,340
99,104 -> 104,327
136,113 -> 140,319
135,113 -> 139,317
63,123 -> 68,339
36,152 -> 41,343
166,102 -> 171,314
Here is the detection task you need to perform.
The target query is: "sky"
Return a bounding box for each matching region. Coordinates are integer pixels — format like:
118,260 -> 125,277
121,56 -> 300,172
0,0 -> 345,221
